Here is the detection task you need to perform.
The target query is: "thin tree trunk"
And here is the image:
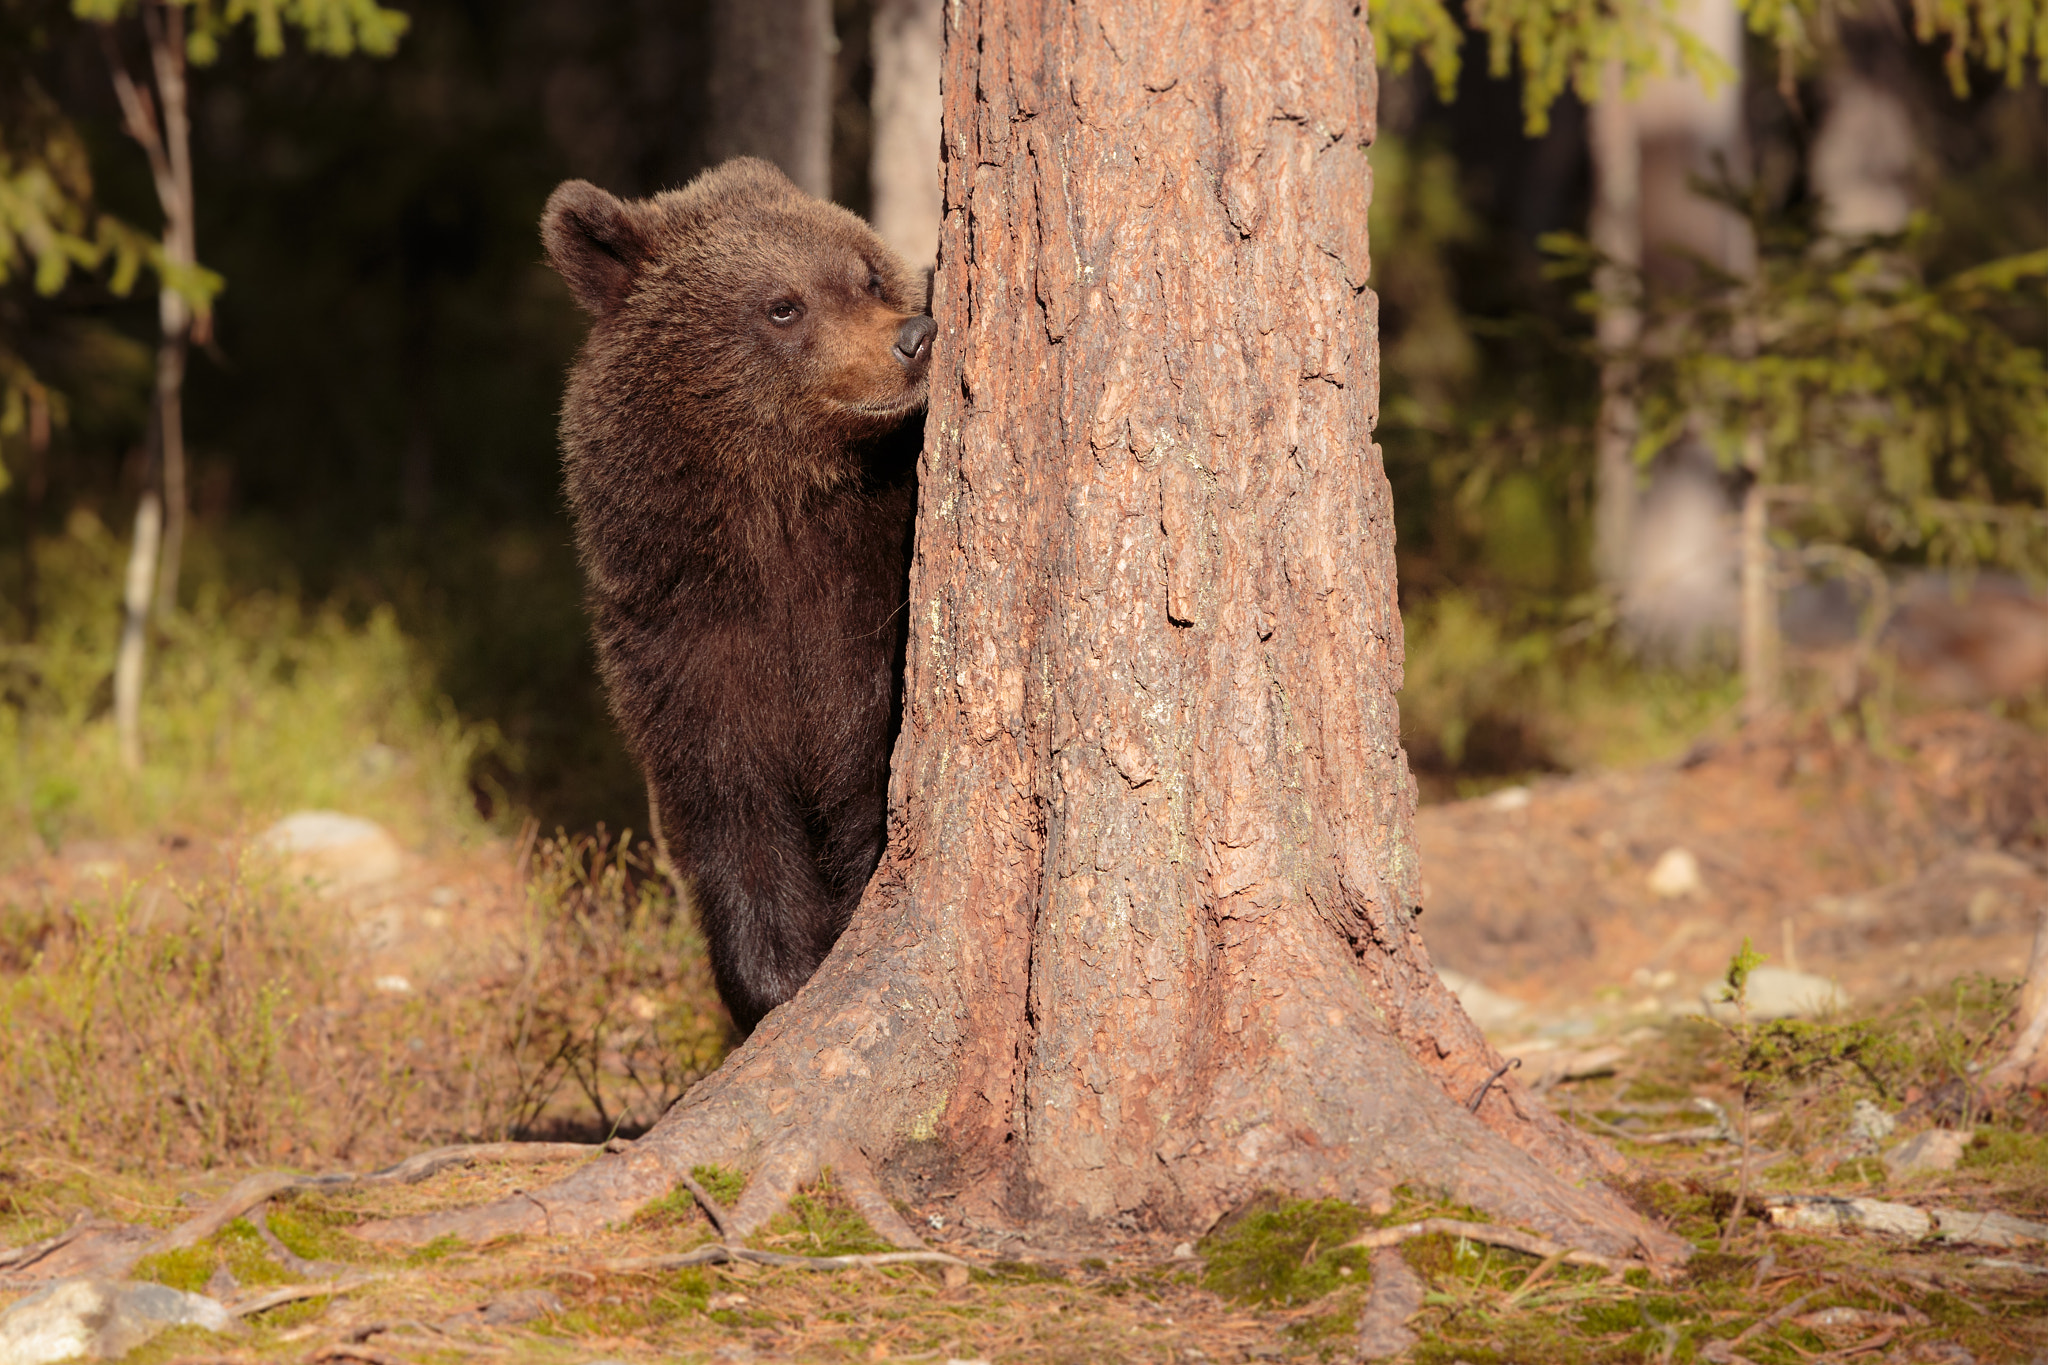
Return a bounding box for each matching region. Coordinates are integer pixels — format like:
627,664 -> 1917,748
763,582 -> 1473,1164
143,1 -> 195,619
114,492 -> 162,772
1739,434 -> 1777,719
702,0 -> 833,198
867,0 -> 943,272
99,1 -> 199,765
366,0 -> 1683,1265
1589,64 -> 1642,590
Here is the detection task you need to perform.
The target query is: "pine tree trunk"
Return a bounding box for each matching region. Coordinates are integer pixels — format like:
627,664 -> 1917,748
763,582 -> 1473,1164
1589,66 -> 1642,590
369,0 -> 1682,1263
867,0 -> 943,272
146,0 -> 194,620
702,0 -> 834,198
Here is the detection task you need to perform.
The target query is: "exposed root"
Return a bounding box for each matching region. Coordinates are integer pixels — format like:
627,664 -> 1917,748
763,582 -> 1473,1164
228,1276 -> 386,1320
1340,1218 -> 1654,1278
827,1142 -> 933,1250
601,1246 -> 970,1273
675,1169 -> 733,1239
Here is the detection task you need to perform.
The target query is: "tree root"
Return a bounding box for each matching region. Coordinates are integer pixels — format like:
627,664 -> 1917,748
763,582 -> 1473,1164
1340,1218 -> 1653,1278
600,1246 -> 970,1274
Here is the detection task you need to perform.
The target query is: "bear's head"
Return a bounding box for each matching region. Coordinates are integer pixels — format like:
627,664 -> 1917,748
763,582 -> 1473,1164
543,158 -> 935,492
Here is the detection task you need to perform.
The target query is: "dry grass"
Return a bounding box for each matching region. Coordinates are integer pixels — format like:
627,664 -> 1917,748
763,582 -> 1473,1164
0,831 -> 726,1177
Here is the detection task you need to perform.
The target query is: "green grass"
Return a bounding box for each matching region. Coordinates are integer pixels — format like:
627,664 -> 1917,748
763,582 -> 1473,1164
1,512 -> 492,863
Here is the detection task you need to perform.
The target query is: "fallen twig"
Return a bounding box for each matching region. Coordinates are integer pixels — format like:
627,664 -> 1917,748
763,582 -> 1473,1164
1733,1292 -> 1812,1346
600,1245 -> 972,1274
1466,1057 -> 1521,1111
1338,1218 -> 1639,1276
229,1276 -> 382,1319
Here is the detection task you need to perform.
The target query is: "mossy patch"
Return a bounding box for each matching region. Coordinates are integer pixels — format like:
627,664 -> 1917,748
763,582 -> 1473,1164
748,1172 -> 895,1257
404,1232 -> 468,1266
1198,1194 -> 1373,1308
690,1163 -> 747,1208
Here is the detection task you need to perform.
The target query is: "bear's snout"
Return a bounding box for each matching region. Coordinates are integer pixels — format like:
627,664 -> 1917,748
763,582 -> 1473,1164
892,316 -> 936,371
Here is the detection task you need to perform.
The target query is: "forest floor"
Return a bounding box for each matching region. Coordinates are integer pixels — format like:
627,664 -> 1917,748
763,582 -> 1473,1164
2,710 -> 2046,1364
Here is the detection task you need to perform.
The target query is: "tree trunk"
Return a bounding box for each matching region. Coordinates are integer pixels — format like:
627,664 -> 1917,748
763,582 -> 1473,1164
702,0 -> 834,198
867,0 -> 943,273
144,0 -> 194,620
367,0 -> 1682,1264
1589,64 -> 1642,591
114,491 -> 162,772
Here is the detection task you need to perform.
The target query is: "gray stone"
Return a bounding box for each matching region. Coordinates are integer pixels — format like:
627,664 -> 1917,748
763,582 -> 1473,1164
1850,1098 -> 1897,1148
0,1278 -> 231,1364
1885,1128 -> 1971,1176
257,810 -> 403,895
1705,966 -> 1849,1020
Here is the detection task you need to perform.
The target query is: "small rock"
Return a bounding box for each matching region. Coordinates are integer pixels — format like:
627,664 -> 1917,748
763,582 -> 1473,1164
0,1278 -> 231,1365
1437,969 -> 1524,1033
372,975 -> 413,995
1706,966 -> 1849,1020
1171,1241 -> 1195,1259
1886,1128 -> 1971,1176
1850,1098 -> 1897,1148
257,811 -> 404,895
1484,785 -> 1532,811
705,1293 -> 750,1311
1648,847 -> 1704,899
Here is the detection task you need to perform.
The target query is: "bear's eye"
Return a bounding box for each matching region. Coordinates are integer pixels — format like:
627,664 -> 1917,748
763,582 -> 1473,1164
766,299 -> 804,326
866,273 -> 885,298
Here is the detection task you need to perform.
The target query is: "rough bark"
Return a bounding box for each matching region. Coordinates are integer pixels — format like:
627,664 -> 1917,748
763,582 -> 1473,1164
365,0 -> 1683,1264
867,0 -> 944,272
700,0 -> 834,199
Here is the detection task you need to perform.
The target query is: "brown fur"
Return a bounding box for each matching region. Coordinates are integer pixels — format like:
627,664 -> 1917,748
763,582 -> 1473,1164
542,158 -> 933,1032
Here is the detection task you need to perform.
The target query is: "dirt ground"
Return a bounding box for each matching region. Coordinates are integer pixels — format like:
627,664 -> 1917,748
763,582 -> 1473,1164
1417,710 -> 2048,1038
2,709 -> 2046,1363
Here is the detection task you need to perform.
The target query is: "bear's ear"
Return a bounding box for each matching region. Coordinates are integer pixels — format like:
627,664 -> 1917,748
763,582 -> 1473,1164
542,180 -> 650,316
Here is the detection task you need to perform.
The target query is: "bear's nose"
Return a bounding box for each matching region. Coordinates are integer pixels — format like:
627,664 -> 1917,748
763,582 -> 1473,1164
893,316 -> 936,369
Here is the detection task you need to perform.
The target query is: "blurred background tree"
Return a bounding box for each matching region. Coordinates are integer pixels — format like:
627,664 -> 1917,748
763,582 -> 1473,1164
0,0 -> 2042,855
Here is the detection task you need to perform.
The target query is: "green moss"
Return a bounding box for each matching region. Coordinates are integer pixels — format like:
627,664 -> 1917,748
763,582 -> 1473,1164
214,1218 -> 292,1285
747,1173 -> 895,1257
131,1245 -> 217,1293
628,1181 -> 708,1232
1198,1194 -> 1373,1308
978,1260 -> 1065,1285
690,1163 -> 747,1208
264,1197 -> 381,1265
404,1233 -> 467,1266
1962,1127 -> 2048,1174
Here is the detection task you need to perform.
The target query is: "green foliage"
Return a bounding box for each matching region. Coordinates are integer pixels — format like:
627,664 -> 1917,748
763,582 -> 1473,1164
1197,1195 -> 1373,1308
1373,0 -> 1735,133
0,514 -> 492,857
1588,208 -> 2048,582
1400,591 -> 1738,786
1741,0 -> 2048,95
1722,936 -> 1767,1007
69,0 -> 410,64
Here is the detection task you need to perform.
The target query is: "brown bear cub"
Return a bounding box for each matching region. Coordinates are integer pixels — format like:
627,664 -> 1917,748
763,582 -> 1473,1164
541,158 -> 934,1033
